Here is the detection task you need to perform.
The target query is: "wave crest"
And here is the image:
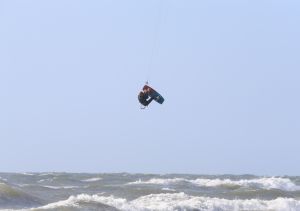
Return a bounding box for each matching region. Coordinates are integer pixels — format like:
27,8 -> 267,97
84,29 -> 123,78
81,177 -> 103,182
19,193 -> 300,211
128,177 -> 300,191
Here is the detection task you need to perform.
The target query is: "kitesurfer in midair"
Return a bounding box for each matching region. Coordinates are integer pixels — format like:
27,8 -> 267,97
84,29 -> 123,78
138,87 -> 154,107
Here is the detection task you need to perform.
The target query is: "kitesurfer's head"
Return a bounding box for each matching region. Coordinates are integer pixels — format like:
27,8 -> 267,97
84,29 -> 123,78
138,91 -> 145,101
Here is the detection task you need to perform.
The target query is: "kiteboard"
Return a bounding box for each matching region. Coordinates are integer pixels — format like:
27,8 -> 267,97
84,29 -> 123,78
143,85 -> 164,104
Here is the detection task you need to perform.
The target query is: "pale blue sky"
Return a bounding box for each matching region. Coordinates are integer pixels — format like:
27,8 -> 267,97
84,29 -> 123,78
0,0 -> 299,175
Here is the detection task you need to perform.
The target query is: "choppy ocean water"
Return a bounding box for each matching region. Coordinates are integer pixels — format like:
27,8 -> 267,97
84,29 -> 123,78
0,173 -> 300,211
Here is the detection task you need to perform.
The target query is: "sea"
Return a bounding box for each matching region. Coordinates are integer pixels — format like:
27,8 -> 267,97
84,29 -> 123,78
0,173 -> 300,211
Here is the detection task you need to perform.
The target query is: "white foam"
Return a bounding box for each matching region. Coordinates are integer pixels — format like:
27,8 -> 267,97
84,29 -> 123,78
37,178 -> 53,183
162,187 -> 176,192
21,172 -> 35,176
27,194 -> 127,210
38,173 -> 55,176
131,193 -> 300,211
16,193 -> 300,211
42,185 -> 80,189
191,177 -> 300,191
0,177 -> 7,182
128,178 -> 186,185
128,177 -> 300,191
81,177 -> 102,182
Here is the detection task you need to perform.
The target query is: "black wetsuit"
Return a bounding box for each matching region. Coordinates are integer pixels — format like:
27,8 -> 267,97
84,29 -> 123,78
138,92 -> 154,106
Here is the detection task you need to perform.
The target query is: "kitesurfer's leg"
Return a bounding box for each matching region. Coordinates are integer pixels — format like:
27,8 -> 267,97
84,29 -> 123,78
142,101 -> 148,106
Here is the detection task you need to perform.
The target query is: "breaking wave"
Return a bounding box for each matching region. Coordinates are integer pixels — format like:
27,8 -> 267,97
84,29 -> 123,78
128,178 -> 186,185
0,177 -> 7,182
128,177 -> 300,191
41,185 -> 81,190
81,177 -> 103,182
9,193 -> 300,211
37,179 -> 54,183
21,173 -> 35,176
161,187 -> 176,192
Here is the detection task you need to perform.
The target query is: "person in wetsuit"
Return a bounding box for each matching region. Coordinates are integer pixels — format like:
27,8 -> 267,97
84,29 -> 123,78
138,89 -> 154,106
